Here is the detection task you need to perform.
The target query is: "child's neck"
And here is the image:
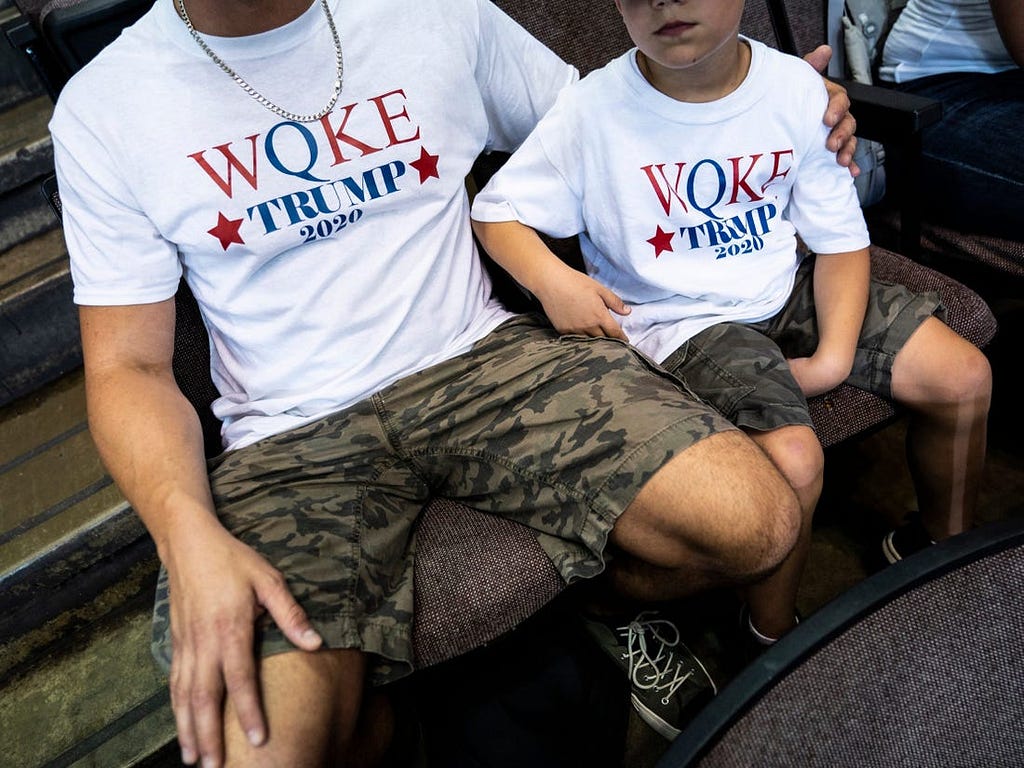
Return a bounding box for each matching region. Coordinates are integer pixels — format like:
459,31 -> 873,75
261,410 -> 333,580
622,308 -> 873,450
638,38 -> 751,103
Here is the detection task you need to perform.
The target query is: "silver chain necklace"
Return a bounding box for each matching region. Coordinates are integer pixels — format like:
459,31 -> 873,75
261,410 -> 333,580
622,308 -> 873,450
177,0 -> 344,123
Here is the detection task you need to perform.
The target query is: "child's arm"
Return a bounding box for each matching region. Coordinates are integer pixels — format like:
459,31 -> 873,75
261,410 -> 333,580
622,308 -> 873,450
472,218 -> 631,340
787,249 -> 871,397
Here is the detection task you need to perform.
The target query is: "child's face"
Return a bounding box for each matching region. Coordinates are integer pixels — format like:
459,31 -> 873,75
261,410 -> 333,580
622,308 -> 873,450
614,0 -> 745,75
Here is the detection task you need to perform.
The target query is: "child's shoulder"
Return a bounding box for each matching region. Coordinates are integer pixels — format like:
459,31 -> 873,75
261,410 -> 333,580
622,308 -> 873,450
750,38 -> 826,90
569,50 -> 635,98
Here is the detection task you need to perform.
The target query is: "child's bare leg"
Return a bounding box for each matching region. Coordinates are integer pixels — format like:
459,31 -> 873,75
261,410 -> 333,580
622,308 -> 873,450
891,317 -> 992,539
742,425 -> 823,639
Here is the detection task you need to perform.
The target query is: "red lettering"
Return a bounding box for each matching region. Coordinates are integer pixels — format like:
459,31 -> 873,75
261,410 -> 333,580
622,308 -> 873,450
319,103 -> 384,166
760,149 -> 795,195
641,163 -> 690,216
368,89 -> 421,148
728,154 -> 765,204
187,135 -> 260,199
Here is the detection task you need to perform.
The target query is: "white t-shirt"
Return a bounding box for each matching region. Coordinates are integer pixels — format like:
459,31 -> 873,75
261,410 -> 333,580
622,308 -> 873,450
51,0 -> 575,450
880,0 -> 1017,83
471,39 -> 869,364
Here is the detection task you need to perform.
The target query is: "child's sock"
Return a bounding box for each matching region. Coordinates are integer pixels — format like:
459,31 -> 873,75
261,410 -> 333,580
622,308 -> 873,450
747,613 -> 780,646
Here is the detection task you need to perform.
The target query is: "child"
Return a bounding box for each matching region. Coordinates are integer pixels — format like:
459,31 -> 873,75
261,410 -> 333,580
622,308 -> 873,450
472,0 -> 990,661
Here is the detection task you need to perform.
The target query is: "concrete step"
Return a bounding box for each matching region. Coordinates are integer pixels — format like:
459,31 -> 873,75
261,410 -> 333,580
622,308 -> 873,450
0,226 -> 80,407
0,371 -> 178,766
0,94 -> 53,198
0,91 -> 77,406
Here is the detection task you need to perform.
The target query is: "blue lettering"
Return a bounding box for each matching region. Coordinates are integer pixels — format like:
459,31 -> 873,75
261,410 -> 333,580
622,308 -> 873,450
265,122 -> 327,183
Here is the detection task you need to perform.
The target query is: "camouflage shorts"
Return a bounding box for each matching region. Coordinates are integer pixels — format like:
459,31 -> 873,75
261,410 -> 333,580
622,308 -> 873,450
151,314 -> 735,684
660,256 -> 944,433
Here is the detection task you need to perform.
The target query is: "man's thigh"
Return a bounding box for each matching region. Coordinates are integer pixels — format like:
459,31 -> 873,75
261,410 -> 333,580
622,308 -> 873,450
377,314 -> 738,583
152,398 -> 429,684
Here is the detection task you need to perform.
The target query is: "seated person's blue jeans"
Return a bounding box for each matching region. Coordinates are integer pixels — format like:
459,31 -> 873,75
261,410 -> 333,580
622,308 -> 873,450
890,67 -> 1023,240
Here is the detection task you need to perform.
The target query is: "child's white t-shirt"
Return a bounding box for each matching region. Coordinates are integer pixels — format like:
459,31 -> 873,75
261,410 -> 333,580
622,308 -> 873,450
51,0 -> 575,450
472,38 -> 870,364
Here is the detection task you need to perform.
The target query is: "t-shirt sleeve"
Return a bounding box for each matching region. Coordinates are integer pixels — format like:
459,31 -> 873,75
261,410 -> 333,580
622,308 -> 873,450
51,105 -> 181,307
473,0 -> 578,153
470,92 -> 585,239
786,80 -> 871,255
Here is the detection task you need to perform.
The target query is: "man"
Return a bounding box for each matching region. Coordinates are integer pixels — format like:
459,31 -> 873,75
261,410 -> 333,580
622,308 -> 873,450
51,0 -> 857,764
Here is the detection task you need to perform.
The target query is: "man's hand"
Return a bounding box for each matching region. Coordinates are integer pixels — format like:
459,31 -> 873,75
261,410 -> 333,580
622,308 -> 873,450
534,267 -> 630,341
166,517 -> 322,767
803,44 -> 860,174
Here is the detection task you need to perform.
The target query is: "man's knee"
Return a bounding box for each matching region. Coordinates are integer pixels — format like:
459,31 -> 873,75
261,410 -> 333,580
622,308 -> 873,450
619,430 -> 801,583
723,469 -> 802,582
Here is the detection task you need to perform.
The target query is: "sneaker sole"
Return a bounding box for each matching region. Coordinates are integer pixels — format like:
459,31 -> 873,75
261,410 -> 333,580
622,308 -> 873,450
631,693 -> 683,740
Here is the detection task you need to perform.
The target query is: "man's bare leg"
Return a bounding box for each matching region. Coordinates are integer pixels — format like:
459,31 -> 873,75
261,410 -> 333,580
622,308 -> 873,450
607,430 -> 802,601
891,317 -> 992,539
222,648 -> 376,767
742,425 -> 823,640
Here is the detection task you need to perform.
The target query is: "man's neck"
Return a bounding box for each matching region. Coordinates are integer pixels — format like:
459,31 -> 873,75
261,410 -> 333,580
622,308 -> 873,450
175,0 -> 315,36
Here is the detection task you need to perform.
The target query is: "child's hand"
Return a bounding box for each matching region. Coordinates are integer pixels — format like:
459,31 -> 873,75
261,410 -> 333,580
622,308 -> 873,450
534,269 -> 630,341
787,353 -> 852,397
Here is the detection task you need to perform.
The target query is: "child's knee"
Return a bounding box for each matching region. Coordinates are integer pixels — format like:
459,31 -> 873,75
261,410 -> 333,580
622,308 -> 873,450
755,426 -> 824,499
955,346 -> 993,405
930,342 -> 992,409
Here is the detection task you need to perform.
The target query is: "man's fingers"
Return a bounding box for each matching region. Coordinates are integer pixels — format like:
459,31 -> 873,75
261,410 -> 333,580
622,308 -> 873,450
222,640 -> 267,748
191,657 -> 227,768
258,571 -> 322,651
170,655 -> 200,765
804,44 -> 832,75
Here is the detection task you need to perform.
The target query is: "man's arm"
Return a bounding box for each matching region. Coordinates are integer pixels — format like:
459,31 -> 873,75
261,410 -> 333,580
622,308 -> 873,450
787,249 -> 871,397
990,0 -> 1024,67
471,219 -> 630,340
79,300 -> 322,767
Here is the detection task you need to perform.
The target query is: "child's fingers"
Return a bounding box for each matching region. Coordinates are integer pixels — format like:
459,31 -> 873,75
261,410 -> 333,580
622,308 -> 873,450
599,285 -> 630,316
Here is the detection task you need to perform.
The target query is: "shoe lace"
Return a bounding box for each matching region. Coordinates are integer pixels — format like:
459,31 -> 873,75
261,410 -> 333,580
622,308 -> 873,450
618,611 -> 699,705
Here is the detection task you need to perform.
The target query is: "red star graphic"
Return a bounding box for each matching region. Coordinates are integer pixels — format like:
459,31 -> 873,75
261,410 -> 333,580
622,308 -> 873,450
647,225 -> 675,258
208,212 -> 245,251
410,146 -> 440,184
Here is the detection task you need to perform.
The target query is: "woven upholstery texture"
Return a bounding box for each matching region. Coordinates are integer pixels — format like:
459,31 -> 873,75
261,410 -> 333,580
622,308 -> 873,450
871,213 -> 1024,279
412,498 -> 564,668
696,544 -> 1024,767
11,0 -> 50,21
492,0 -> 631,77
740,0 -> 826,55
